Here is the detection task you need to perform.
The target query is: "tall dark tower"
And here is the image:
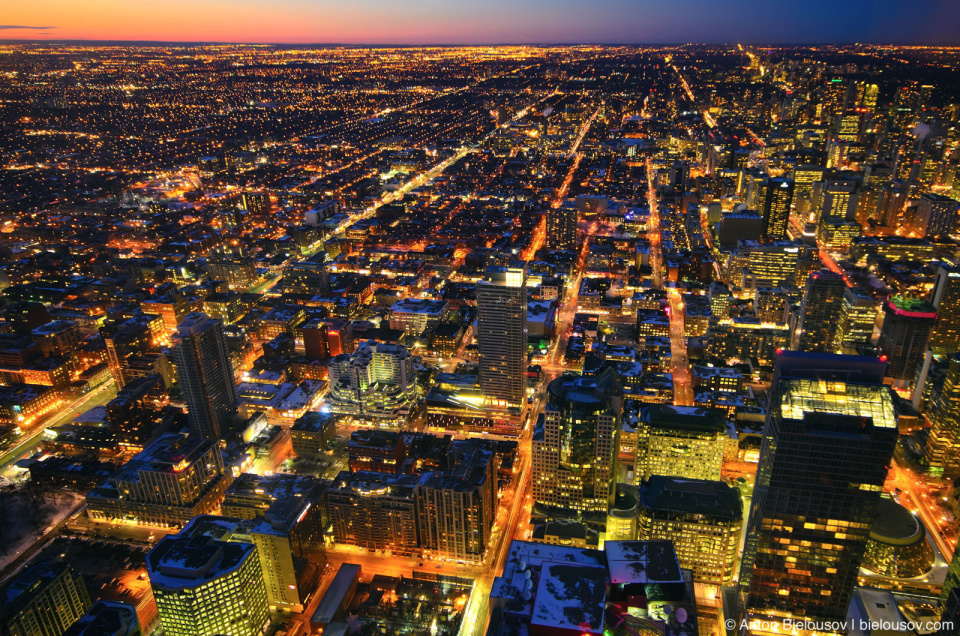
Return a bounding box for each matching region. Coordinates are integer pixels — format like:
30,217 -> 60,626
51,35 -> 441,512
738,351 -> 898,630
796,269 -> 847,352
761,177 -> 794,240
172,312 -> 237,440
878,296 -> 937,387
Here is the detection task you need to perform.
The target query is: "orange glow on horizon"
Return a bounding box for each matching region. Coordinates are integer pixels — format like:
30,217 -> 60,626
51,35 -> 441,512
1,1 -> 616,44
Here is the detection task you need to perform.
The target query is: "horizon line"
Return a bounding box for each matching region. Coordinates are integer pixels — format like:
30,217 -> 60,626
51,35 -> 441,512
3,39 -> 960,48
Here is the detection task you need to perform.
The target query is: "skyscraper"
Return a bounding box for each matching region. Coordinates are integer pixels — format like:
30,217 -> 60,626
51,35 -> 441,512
532,369 -> 621,516
476,265 -> 528,408
172,312 -> 237,439
877,297 -> 937,387
251,495 -> 327,613
926,354 -> 960,479
836,286 -> 878,354
930,261 -> 960,356
737,352 -> 897,632
761,177 -> 794,240
545,205 -> 579,251
796,269 -> 846,352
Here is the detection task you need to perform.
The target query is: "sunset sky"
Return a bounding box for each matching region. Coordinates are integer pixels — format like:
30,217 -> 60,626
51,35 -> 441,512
2,0 -> 959,45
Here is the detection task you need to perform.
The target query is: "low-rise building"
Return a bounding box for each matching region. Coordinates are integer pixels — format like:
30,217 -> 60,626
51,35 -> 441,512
290,411 -> 338,458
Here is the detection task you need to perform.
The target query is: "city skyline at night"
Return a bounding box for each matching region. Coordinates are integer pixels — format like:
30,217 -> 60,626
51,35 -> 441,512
3,4 -> 960,636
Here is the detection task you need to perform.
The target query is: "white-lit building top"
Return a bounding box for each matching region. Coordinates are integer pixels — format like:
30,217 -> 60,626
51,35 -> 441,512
779,378 -> 896,428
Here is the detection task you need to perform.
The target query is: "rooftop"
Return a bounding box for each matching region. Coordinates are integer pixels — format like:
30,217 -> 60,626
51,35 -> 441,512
605,540 -> 684,586
640,476 -> 742,521
779,378 -> 897,429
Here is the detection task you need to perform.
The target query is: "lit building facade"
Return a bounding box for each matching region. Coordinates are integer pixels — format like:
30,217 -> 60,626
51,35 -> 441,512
327,340 -> 419,424
532,369 -> 621,515
171,312 -> 237,440
0,563 -> 91,636
416,447 -> 496,561
929,261 -> 960,356
638,476 -> 742,585
147,519 -> 269,636
251,494 -> 327,613
86,433 -> 231,527
761,177 -> 794,240
926,354 -> 960,479
635,404 -> 727,482
476,265 -> 528,408
545,205 -> 579,251
836,287 -> 877,354
796,270 -> 847,353
326,471 -> 420,555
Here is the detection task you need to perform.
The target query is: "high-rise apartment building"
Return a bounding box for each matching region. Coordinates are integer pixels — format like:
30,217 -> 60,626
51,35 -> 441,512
476,265 -> 528,408
416,446 -> 497,561
545,205 -> 579,251
878,297 -> 937,386
737,351 -> 898,633
638,476 -> 742,586
796,270 -> 847,352
327,440 -> 497,562
326,471 -> 420,555
172,312 -> 237,440
930,261 -> 960,356
761,178 -> 794,240
532,369 -> 621,515
0,563 -> 91,636
147,518 -> 269,636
